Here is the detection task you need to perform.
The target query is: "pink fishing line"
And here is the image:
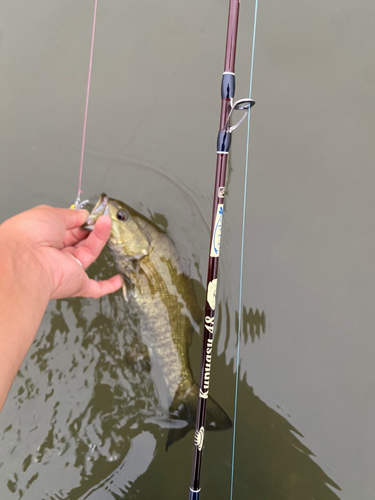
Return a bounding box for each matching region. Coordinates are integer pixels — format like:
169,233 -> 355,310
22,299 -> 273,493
78,0 -> 98,199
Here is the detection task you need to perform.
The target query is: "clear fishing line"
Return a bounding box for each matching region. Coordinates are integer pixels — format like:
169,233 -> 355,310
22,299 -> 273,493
229,0 -> 259,498
75,0 -> 98,207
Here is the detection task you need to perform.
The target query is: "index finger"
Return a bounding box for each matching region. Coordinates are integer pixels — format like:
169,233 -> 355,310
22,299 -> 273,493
53,208 -> 89,231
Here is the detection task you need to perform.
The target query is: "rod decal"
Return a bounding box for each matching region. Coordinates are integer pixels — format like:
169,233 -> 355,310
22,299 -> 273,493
207,279 -> 218,310
199,334 -> 213,399
194,427 -> 205,451
210,204 -> 224,257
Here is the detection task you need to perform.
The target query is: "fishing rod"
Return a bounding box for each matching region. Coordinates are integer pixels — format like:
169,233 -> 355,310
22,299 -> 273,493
188,1 -> 255,499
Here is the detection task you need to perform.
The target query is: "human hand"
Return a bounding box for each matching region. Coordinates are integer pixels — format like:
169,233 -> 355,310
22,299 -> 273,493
0,205 -> 122,300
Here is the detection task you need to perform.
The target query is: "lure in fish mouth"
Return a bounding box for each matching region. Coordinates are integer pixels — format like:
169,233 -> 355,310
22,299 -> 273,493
86,193 -> 232,448
84,193 -> 110,229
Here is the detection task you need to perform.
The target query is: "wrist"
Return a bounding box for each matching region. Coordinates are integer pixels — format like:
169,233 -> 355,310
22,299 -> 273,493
0,224 -> 51,411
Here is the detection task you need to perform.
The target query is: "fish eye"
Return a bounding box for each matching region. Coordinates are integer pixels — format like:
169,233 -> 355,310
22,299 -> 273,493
116,210 -> 129,221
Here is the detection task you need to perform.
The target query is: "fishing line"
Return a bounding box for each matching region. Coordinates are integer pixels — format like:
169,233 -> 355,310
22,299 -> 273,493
72,0 -> 98,209
229,0 -> 259,498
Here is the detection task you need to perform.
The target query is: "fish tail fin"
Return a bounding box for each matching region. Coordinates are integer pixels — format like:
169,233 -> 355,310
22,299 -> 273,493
166,383 -> 232,450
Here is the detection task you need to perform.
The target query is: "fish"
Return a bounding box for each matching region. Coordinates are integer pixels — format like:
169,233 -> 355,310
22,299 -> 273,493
85,193 -> 232,448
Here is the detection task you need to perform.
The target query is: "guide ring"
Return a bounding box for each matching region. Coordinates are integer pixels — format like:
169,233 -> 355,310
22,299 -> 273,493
225,98 -> 255,133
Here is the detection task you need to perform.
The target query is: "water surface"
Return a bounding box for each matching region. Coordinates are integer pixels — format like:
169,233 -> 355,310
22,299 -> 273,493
1,1 -> 375,498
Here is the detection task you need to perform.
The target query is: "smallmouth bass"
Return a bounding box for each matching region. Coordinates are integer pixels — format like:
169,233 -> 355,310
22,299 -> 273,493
86,193 -> 231,447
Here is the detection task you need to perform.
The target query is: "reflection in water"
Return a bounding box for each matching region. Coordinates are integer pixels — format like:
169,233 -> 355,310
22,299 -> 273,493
211,301 -> 341,500
0,250 -> 165,499
0,247 -> 340,499
208,351 -> 341,500
216,301 -> 266,358
81,432 -> 156,500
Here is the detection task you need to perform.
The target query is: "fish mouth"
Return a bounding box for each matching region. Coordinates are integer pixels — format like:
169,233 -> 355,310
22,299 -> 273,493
82,193 -> 109,231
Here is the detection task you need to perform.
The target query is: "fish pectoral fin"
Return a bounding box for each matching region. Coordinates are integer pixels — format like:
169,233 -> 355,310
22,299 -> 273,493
121,275 -> 129,301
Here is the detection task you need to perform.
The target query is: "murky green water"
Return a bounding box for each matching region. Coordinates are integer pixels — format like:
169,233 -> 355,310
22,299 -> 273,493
1,0 -> 375,498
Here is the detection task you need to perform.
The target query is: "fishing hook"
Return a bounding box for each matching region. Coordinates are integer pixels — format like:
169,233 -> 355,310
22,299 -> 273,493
71,195 -> 90,210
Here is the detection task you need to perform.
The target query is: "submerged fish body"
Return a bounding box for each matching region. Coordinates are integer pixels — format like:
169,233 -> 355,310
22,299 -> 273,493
86,194 -> 231,446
